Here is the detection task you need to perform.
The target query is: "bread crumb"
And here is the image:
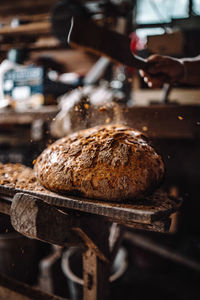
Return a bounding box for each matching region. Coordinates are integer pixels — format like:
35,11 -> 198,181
142,126 -> 148,132
178,115 -> 184,120
99,106 -> 107,112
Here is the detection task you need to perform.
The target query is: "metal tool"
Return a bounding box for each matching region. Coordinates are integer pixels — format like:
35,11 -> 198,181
68,16 -> 148,70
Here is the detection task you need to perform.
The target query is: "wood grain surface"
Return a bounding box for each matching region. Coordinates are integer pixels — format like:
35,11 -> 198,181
0,184 -> 181,231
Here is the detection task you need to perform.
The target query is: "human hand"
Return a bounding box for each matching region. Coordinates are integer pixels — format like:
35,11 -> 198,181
139,54 -> 184,88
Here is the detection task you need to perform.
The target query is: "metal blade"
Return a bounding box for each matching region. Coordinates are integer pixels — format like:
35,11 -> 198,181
68,16 -> 147,70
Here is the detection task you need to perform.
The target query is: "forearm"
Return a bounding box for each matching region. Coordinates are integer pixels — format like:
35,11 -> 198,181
179,55 -> 200,85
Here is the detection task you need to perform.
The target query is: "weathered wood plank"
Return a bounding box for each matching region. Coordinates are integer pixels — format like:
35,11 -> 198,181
10,193 -> 83,247
0,193 -> 170,233
10,193 -> 118,261
121,217 -> 172,233
0,184 -> 180,228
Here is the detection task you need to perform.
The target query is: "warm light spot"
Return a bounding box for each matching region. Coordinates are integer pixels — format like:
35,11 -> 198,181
99,106 -> 107,112
84,103 -> 89,109
74,105 -> 79,111
142,126 -> 148,131
178,115 -> 184,120
32,159 -> 36,165
106,118 -> 111,123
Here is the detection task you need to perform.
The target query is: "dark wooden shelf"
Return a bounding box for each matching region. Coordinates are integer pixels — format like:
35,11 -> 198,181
0,106 -> 59,125
0,21 -> 51,36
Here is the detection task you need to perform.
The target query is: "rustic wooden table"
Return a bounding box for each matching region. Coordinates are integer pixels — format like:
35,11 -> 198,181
0,184 -> 181,300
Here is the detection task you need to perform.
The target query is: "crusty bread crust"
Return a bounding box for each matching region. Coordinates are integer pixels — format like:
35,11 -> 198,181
34,125 -> 165,202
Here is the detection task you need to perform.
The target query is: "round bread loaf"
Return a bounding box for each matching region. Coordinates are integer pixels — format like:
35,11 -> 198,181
34,125 -> 164,201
